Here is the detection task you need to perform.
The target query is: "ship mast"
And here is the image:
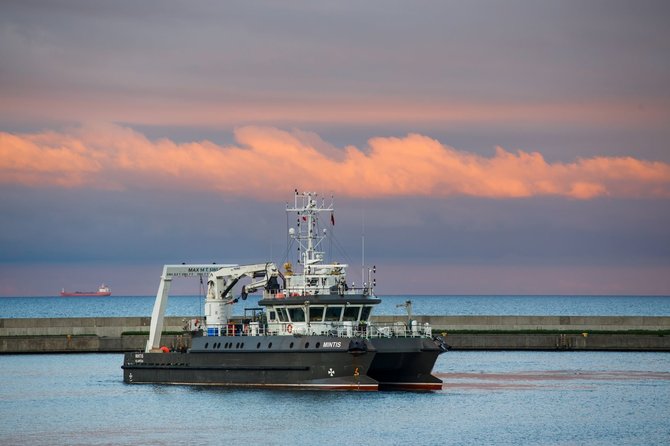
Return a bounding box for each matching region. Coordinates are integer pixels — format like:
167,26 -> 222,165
287,191 -> 333,271
285,191 -> 376,297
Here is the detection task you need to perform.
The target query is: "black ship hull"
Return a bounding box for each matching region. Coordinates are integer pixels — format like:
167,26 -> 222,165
123,335 -> 377,390
369,337 -> 444,390
122,334 -> 444,391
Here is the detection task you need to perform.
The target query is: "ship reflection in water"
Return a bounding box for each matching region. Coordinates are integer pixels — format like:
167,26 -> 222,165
439,369 -> 670,390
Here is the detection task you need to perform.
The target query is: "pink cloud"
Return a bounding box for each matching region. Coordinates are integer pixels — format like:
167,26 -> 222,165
0,130 -> 101,187
1,123 -> 669,199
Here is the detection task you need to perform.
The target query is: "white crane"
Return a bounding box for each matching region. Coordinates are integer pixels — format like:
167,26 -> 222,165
145,262 -> 279,352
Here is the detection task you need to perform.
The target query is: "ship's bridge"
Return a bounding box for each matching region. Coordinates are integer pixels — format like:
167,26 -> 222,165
258,293 -> 381,337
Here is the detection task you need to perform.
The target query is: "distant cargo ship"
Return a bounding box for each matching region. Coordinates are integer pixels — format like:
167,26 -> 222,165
60,284 -> 111,297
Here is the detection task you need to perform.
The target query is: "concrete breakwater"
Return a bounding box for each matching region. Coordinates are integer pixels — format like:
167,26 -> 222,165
1,315 -> 669,353
374,315 -> 670,352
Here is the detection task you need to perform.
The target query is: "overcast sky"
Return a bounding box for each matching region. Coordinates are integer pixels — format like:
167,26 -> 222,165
1,0 -> 669,296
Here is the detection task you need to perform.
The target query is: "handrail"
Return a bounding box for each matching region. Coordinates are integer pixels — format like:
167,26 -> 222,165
199,321 -> 433,339
265,287 -> 375,298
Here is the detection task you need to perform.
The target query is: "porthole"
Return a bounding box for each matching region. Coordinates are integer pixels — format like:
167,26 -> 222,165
268,342 -> 273,349
241,343 -> 244,348
257,342 -> 261,349
290,342 -> 294,348
236,342 -> 240,348
204,343 -> 209,348
304,342 -> 310,348
316,342 -> 321,348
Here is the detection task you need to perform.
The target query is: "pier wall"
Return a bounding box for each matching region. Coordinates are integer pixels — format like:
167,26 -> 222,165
0,316 -> 190,337
0,316 -> 190,353
372,315 -> 670,332
1,315 -> 668,353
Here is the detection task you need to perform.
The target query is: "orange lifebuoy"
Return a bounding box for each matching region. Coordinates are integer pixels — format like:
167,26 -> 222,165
287,324 -> 293,333
276,292 -> 285,299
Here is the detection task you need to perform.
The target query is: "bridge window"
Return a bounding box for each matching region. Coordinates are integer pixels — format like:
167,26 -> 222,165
361,306 -> 372,321
325,306 -> 342,322
288,307 -> 305,322
309,306 -> 324,322
343,306 -> 360,321
269,311 -> 276,321
275,307 -> 288,322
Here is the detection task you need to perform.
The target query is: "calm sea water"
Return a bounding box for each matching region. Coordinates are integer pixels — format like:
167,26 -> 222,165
1,294 -> 670,318
1,351 -> 668,445
2,295 -> 669,444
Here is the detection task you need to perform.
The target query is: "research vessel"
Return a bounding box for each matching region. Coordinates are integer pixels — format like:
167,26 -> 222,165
60,284 -> 111,297
122,192 -> 448,390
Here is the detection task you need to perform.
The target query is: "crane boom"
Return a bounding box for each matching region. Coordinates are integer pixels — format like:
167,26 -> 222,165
145,262 -> 279,352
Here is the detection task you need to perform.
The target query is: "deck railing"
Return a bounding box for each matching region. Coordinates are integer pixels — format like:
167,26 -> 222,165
202,321 -> 433,339
264,287 -> 374,299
